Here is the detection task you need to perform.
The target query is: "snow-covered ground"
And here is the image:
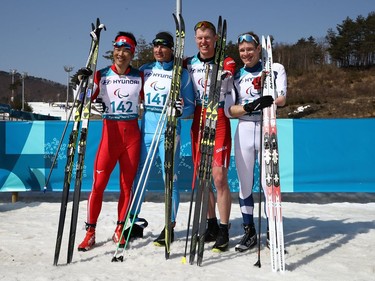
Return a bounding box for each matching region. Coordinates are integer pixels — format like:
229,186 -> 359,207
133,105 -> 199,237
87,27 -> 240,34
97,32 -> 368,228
28,102 -> 72,120
0,197 -> 374,281
28,101 -> 103,121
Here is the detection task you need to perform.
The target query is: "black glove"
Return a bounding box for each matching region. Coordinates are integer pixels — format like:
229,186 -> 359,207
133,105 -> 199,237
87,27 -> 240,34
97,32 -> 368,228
71,67 -> 93,88
243,95 -> 274,113
92,98 -> 106,113
77,67 -> 93,80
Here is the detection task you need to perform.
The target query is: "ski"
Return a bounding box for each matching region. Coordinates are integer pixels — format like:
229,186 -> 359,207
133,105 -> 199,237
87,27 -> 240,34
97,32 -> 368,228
181,63 -> 209,264
111,102 -> 166,262
66,18 -> 105,264
163,13 -> 185,260
52,18 -> 105,266
261,35 -> 285,272
189,16 -> 227,266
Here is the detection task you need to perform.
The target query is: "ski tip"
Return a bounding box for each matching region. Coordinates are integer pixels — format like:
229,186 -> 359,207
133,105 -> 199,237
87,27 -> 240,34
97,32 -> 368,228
99,24 -> 106,31
181,256 -> 187,264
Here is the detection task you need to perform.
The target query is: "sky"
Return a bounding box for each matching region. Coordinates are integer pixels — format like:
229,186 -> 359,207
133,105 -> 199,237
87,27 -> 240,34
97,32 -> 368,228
0,0 -> 373,85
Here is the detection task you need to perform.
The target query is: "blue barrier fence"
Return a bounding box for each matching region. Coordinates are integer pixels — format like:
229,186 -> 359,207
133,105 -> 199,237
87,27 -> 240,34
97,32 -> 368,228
1,119 -> 374,193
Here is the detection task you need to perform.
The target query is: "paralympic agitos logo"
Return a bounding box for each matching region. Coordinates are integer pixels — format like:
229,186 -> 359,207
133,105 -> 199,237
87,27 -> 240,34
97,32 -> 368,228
113,88 -> 130,98
150,81 -> 166,91
198,78 -> 210,89
245,76 -> 262,96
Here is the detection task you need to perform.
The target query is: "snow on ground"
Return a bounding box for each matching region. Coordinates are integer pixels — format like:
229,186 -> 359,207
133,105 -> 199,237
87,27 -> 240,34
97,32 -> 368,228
0,196 -> 374,281
28,101 -> 102,120
28,102 -> 72,120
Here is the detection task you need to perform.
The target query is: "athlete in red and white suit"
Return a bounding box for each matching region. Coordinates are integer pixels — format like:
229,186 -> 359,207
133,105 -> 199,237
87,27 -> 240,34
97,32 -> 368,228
78,32 -> 144,251
184,20 -> 236,252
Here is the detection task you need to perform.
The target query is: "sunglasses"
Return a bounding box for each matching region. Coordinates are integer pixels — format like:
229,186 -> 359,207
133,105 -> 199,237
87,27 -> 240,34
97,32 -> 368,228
152,38 -> 173,48
237,34 -> 259,45
194,21 -> 216,33
113,42 -> 133,50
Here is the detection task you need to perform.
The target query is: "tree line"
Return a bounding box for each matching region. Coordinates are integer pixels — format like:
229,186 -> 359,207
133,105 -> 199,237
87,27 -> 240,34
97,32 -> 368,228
129,12 -> 375,74
6,12 -> 374,112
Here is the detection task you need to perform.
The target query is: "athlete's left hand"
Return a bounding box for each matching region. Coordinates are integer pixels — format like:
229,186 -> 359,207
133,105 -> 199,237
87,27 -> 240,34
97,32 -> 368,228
243,95 -> 274,113
221,70 -> 233,80
92,98 -> 106,114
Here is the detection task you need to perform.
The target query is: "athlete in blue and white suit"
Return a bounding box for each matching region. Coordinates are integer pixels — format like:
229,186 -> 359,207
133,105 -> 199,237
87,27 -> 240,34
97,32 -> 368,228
129,32 -> 195,245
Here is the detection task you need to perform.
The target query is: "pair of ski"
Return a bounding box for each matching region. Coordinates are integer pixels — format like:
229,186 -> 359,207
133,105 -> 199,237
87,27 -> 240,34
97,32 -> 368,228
163,13 -> 185,260
111,13 -> 185,262
260,35 -> 285,272
51,18 -> 105,266
184,16 -> 227,267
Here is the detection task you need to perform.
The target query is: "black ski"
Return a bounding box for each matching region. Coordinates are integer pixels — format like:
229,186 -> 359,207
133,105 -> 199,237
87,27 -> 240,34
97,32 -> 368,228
66,18 -> 105,264
53,18 -> 105,266
164,13 -> 185,260
189,16 -> 227,266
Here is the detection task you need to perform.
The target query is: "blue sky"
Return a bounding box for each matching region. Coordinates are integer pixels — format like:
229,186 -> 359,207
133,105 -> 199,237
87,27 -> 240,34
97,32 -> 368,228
1,0 -> 373,85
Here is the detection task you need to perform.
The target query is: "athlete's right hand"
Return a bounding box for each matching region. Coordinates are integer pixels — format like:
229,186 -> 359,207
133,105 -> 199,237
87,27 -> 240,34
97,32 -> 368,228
71,67 -> 93,88
76,67 -> 93,81
174,98 -> 183,117
167,98 -> 183,117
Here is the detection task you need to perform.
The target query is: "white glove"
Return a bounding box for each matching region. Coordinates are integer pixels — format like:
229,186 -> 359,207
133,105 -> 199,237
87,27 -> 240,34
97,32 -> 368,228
175,98 -> 183,117
167,98 -> 183,117
221,69 -> 233,80
220,70 -> 233,95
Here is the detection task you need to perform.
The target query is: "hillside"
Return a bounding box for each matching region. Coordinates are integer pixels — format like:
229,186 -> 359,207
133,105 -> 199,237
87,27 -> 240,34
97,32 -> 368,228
1,67 -> 374,119
277,66 -> 375,118
0,70 -> 66,104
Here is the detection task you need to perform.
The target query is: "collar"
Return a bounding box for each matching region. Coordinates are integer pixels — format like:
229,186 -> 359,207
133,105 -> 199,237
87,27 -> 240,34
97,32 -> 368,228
244,61 -> 262,73
111,64 -> 132,75
197,53 -> 214,63
155,58 -> 174,71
